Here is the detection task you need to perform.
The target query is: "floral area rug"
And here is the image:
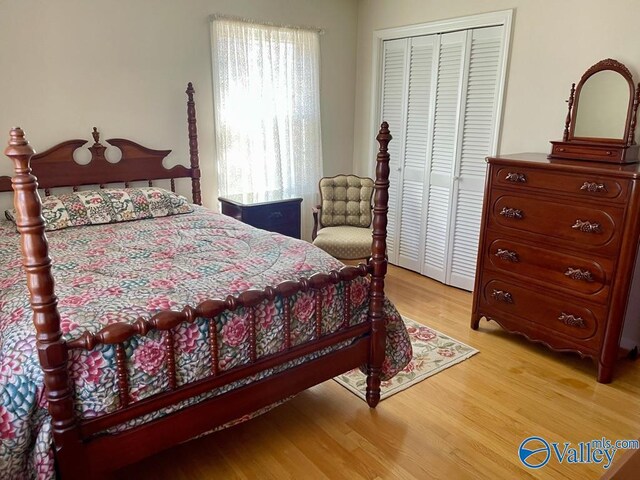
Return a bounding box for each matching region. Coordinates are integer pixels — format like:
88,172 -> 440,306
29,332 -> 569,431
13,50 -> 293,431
334,316 -> 479,401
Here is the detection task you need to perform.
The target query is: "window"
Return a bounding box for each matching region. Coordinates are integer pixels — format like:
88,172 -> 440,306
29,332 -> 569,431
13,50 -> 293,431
210,17 -> 322,238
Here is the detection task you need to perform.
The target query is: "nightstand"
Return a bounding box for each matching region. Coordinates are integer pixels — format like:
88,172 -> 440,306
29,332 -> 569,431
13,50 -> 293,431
218,193 -> 303,239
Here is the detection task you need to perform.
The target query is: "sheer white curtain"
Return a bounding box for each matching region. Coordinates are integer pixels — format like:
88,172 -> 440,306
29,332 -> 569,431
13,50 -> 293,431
211,18 -> 323,241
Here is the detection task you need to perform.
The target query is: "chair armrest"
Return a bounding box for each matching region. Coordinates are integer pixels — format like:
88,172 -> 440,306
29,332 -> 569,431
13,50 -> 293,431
312,204 -> 321,240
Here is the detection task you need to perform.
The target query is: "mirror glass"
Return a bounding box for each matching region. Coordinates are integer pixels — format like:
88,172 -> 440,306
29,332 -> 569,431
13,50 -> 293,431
573,70 -> 630,140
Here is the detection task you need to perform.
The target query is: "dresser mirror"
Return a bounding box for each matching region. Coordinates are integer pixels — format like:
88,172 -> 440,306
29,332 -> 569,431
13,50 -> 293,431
549,58 -> 640,163
572,69 -> 630,139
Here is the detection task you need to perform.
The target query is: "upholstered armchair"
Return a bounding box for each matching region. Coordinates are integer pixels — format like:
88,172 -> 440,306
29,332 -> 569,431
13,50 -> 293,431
311,174 -> 374,260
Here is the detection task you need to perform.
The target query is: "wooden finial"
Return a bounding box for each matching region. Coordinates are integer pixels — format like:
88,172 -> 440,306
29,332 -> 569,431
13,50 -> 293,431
5,128 -> 36,172
376,121 -> 391,149
92,127 -> 100,145
88,127 -> 107,162
7,126 -> 27,145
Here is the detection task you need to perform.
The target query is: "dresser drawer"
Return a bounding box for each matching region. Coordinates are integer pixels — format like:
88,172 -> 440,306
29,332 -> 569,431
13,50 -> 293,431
484,234 -> 613,302
488,192 -> 624,255
493,165 -> 630,203
480,278 -> 605,348
550,143 -> 624,162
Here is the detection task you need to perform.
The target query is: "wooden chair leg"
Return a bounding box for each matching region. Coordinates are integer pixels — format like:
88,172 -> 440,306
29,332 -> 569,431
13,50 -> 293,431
312,205 -> 321,240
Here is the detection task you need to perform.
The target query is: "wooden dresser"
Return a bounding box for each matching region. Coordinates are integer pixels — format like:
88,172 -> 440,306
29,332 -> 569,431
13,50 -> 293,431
218,194 -> 303,239
471,153 -> 640,382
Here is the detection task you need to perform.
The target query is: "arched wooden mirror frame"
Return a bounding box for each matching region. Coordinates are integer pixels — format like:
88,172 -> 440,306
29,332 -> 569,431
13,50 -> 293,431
550,58 -> 640,164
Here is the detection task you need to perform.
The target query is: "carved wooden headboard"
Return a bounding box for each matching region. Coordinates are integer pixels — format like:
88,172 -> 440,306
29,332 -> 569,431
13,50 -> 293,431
1,82 -> 202,204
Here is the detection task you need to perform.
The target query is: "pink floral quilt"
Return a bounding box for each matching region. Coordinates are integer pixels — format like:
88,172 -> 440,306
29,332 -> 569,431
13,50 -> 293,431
0,206 -> 411,479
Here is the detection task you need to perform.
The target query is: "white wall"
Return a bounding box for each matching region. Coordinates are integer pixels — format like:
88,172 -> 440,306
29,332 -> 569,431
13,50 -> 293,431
0,0 -> 358,211
353,0 -> 640,174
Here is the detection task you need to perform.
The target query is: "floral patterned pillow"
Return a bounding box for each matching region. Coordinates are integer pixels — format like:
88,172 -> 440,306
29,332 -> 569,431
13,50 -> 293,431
46,190 -> 114,230
4,187 -> 193,231
104,187 -> 193,222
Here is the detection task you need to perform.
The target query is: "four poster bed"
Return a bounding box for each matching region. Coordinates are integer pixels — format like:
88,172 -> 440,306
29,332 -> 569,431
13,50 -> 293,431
0,84 -> 410,479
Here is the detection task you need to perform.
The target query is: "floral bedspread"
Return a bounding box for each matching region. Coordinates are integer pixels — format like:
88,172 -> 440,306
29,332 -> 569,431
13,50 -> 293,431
0,206 -> 411,479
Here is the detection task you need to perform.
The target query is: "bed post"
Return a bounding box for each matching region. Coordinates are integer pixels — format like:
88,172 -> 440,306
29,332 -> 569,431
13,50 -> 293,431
365,122 -> 391,408
5,129 -> 84,477
186,82 -> 202,206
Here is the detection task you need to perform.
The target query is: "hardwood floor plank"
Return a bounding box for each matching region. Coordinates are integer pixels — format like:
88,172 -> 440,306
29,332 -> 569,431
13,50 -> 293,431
119,265 -> 640,479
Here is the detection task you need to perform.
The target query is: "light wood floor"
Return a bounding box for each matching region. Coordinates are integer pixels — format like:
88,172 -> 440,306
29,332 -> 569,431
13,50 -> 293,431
119,265 -> 640,480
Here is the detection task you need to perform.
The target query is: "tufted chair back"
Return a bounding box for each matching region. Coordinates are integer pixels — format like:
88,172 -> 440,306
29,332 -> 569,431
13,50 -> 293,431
319,175 -> 374,228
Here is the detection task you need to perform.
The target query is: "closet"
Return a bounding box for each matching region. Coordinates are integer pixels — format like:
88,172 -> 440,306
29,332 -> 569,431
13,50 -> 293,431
379,19 -> 510,291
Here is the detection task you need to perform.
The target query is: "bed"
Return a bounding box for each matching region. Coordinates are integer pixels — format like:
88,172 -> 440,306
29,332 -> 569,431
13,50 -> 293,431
0,84 -> 410,479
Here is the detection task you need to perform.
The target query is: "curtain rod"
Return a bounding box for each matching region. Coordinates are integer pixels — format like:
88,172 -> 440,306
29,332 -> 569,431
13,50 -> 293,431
209,14 -> 325,35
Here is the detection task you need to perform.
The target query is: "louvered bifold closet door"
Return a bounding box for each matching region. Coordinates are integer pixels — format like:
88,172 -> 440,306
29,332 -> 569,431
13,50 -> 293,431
422,31 -> 467,283
396,36 -> 437,271
447,26 -> 505,290
380,38 -> 409,265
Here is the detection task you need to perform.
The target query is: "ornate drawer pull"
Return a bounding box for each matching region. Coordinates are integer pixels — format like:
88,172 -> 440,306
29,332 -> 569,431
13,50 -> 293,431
505,172 -> 527,183
491,289 -> 513,303
571,219 -> 602,233
558,312 -> 586,328
580,182 -> 607,193
564,267 -> 594,282
499,207 -> 524,219
495,248 -> 519,262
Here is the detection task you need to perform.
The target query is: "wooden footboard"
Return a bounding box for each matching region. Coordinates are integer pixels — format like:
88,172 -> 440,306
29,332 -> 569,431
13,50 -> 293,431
66,264 -> 371,437
4,101 -> 391,477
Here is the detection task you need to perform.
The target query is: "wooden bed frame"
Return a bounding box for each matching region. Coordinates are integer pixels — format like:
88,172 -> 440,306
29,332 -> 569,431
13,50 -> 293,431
1,83 -> 393,479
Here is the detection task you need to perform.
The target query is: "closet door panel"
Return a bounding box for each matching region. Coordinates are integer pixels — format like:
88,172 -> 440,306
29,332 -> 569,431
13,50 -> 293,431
380,38 -> 409,264
422,31 -> 466,282
423,184 -> 449,281
449,189 -> 484,289
449,26 -> 505,290
397,36 -> 437,271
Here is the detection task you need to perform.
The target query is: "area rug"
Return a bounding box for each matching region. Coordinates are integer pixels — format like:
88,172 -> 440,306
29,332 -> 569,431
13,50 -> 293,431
334,317 -> 479,401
